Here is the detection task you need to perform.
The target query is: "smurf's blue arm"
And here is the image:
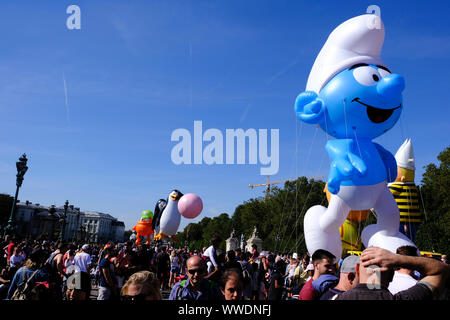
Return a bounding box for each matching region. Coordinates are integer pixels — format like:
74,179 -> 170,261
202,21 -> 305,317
325,140 -> 367,194
374,143 -> 397,182
325,140 -> 353,194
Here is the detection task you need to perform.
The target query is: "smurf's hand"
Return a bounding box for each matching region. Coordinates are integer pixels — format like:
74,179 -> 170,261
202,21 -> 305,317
326,140 -> 367,194
348,151 -> 367,177
295,91 -> 325,124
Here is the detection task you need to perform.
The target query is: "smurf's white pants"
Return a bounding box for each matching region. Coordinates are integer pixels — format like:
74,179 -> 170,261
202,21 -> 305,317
304,181 -> 415,260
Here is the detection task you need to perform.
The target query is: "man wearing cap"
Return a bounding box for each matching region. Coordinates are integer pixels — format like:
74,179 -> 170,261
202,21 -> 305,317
388,139 -> 421,242
335,246 -> 450,300
320,255 -> 360,300
73,244 -> 92,300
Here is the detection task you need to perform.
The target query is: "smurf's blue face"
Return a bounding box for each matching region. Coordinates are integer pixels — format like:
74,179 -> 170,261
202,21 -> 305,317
318,63 -> 404,139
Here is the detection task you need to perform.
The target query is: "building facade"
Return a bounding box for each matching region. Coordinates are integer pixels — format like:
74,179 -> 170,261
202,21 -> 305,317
13,200 -> 125,243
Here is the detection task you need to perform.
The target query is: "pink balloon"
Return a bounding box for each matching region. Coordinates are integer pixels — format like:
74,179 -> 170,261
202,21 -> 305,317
178,193 -> 203,219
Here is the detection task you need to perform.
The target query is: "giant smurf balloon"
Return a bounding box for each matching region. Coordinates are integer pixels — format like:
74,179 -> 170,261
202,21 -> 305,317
153,190 -> 183,241
296,14 -> 416,260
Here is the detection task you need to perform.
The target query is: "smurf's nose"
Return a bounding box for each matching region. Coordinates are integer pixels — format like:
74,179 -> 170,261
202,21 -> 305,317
377,74 -> 405,100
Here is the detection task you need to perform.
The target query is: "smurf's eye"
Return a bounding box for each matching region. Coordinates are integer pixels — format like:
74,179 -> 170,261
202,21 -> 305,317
352,66 -> 381,86
378,68 -> 391,78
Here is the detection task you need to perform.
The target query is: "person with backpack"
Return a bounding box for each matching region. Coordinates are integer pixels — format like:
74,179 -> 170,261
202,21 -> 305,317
238,252 -> 253,300
268,259 -> 286,300
168,255 -> 223,300
97,247 -> 119,300
6,247 -> 50,300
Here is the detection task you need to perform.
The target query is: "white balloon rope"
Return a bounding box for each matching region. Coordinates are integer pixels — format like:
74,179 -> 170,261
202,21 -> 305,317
418,185 -> 434,252
342,99 -> 355,254
352,128 -> 365,251
291,189 -> 327,253
280,127 -> 323,254
284,107 -> 330,255
275,117 -> 303,253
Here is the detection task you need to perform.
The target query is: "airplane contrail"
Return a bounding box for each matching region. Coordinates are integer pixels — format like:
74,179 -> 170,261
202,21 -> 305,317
63,72 -> 70,126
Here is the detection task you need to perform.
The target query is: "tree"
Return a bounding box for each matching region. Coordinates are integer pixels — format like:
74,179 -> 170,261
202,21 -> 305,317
123,229 -> 133,241
0,194 -> 14,230
415,146 -> 450,255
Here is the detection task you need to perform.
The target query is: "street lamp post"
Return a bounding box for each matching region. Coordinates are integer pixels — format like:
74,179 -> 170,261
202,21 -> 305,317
59,200 -> 69,242
3,154 -> 28,238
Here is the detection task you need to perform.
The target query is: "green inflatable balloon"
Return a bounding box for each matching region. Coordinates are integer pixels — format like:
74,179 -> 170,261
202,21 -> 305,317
141,210 -> 153,220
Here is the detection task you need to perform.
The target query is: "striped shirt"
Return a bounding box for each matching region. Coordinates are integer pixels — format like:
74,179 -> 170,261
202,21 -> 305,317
388,182 -> 422,224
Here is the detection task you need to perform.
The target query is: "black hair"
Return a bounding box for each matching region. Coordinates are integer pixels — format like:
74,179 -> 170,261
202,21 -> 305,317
211,236 -> 221,245
220,269 -> 243,290
312,249 -> 335,264
274,259 -> 286,273
227,250 -> 236,260
396,246 -> 418,257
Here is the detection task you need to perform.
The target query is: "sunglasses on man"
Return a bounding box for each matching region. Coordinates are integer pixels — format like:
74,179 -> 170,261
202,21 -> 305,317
187,268 -> 206,275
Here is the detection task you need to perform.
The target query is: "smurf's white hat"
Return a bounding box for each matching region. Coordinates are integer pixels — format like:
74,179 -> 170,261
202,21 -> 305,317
306,14 -> 386,93
395,139 -> 415,170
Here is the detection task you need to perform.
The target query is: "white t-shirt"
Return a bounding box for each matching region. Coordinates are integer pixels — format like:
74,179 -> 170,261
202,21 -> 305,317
74,252 -> 92,273
388,271 -> 418,295
203,246 -> 217,267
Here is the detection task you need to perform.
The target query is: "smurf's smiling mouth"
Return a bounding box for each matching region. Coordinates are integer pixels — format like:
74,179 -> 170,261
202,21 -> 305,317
351,97 -> 401,123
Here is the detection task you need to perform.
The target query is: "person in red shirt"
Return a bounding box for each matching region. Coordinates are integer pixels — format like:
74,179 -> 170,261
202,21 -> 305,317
299,249 -> 336,300
3,238 -> 16,266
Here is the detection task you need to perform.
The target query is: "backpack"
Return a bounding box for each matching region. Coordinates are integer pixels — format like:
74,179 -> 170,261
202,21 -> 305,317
45,252 -> 61,281
240,261 -> 252,284
11,267 -> 41,300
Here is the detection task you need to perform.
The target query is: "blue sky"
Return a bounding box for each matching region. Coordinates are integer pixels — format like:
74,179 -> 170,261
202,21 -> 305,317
0,0 -> 449,231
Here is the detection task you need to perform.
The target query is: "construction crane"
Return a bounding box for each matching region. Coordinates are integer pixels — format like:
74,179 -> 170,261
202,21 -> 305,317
248,175 -> 324,199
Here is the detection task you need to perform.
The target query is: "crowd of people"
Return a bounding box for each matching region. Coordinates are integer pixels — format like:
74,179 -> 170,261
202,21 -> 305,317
1,234 -> 449,301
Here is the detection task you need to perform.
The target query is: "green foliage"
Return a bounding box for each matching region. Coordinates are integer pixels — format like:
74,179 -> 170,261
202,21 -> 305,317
123,229 -> 133,241
0,194 -> 14,228
415,146 -> 450,255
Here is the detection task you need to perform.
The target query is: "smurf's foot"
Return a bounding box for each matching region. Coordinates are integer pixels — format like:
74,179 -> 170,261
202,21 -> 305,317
361,225 -> 417,253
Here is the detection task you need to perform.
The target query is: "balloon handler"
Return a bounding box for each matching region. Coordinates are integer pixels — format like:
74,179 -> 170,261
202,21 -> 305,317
295,14 -> 416,260
132,210 -> 154,245
388,139 -> 421,242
